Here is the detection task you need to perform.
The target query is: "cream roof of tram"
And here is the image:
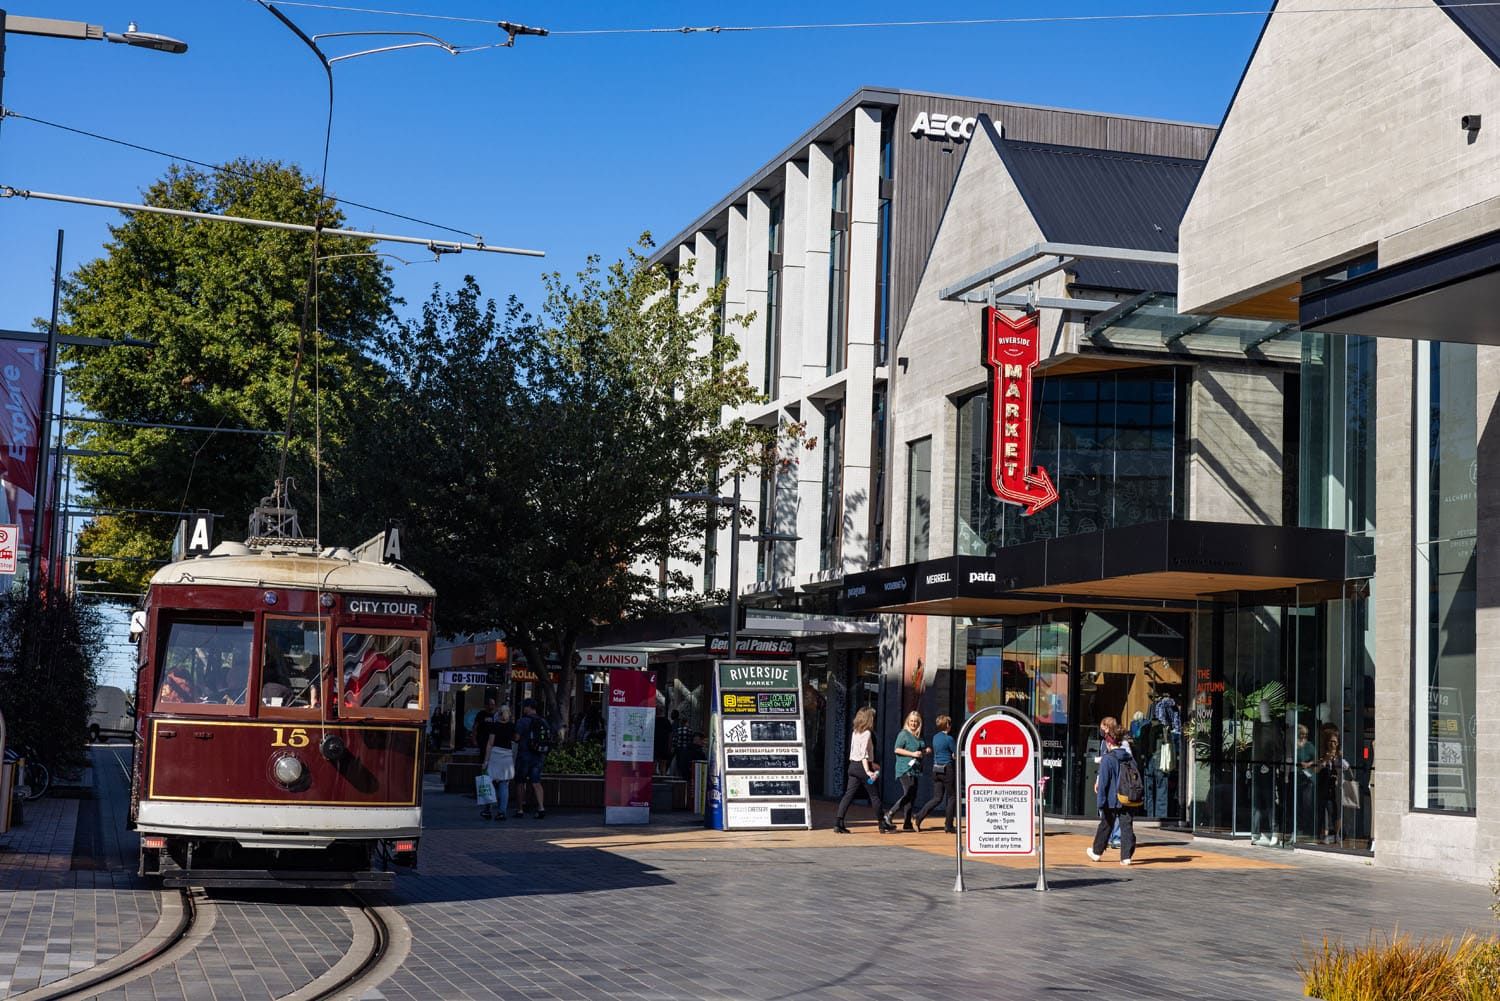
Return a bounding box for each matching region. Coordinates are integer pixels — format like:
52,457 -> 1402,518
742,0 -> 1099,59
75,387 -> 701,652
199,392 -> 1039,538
149,551 -> 436,597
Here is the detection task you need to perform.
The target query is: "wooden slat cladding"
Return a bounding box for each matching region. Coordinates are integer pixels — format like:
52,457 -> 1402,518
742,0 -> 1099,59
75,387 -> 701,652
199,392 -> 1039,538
888,95 -> 1215,345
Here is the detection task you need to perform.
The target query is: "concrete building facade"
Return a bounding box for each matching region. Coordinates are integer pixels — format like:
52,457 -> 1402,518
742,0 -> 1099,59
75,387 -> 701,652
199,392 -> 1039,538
1178,0 -> 1500,881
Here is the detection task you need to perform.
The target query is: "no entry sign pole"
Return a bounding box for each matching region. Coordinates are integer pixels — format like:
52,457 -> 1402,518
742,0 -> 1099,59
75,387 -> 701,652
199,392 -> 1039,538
953,705 -> 1047,893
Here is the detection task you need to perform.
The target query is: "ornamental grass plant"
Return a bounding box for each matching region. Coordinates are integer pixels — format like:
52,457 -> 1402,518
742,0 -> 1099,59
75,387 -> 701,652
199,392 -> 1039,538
1299,933 -> 1500,1001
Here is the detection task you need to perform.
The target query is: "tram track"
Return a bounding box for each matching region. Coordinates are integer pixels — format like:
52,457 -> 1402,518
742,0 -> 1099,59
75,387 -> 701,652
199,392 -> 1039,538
7,886 -> 406,1001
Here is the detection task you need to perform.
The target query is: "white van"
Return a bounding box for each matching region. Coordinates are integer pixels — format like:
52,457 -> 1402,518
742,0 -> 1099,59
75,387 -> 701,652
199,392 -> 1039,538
89,686 -> 135,743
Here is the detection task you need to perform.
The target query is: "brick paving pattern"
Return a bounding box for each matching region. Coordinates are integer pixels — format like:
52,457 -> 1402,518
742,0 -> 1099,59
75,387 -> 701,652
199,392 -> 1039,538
100,895 -> 354,1001
1,746 -> 160,998
5,758 -> 1496,1000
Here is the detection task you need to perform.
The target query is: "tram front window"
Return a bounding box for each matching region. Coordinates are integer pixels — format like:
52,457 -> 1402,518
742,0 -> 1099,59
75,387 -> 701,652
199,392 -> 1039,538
262,617 -> 325,711
339,631 -> 424,714
157,619 -> 253,709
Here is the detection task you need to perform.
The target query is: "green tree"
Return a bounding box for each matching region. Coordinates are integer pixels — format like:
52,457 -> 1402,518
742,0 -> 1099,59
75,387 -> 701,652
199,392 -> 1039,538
363,240 -> 768,726
0,590 -> 105,770
60,159 -> 394,593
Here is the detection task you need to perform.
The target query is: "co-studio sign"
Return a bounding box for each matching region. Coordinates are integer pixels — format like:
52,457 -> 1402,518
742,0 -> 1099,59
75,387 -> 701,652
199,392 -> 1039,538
910,111 -> 979,140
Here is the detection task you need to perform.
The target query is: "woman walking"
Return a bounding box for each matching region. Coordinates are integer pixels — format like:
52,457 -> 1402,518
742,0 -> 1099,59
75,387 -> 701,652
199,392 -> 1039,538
1088,723 -> 1137,865
835,707 -> 895,834
914,715 -> 956,833
884,711 -> 931,831
481,705 -> 517,821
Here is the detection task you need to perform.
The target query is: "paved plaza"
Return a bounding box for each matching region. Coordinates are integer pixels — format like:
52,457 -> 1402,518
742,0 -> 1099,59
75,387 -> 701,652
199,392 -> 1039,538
0,748 -> 1494,1000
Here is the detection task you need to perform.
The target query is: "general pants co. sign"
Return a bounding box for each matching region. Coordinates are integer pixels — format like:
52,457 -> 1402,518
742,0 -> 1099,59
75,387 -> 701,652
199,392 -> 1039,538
984,308 -> 1057,516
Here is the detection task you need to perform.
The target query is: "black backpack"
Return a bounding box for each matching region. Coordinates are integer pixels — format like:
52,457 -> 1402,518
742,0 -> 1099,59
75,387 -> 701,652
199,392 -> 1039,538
526,717 -> 554,756
1115,750 -> 1144,808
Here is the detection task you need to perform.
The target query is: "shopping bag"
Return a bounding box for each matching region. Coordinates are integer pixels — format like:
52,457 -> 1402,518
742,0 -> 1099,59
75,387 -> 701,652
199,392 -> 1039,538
475,773 -> 497,805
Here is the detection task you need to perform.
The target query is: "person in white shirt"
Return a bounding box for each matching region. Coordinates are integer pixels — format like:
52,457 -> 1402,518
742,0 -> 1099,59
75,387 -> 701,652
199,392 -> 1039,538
834,707 -> 895,834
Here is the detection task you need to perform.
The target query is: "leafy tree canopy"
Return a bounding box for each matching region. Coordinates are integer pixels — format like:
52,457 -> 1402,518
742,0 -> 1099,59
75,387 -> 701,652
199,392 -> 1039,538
61,159 -> 394,593
352,240 -> 770,724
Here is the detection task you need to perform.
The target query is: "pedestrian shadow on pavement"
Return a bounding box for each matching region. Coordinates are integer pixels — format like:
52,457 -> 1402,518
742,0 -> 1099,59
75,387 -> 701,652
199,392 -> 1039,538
380,847 -> 673,904
1124,855 -> 1196,866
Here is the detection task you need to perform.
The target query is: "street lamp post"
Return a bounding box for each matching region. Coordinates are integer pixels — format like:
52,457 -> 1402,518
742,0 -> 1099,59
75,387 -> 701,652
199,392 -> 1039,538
0,11 -> 189,111
674,473 -> 798,659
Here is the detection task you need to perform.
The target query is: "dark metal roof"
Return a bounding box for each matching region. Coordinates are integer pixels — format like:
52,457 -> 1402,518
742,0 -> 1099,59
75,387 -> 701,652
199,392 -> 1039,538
994,139 -> 1203,294
1437,0 -> 1500,67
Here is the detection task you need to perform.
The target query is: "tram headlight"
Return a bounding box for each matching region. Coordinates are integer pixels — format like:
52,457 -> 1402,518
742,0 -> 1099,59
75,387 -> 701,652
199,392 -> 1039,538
272,755 -> 305,787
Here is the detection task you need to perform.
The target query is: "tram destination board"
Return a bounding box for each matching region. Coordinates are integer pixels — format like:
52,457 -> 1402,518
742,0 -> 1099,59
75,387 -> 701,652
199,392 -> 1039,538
711,659 -> 811,830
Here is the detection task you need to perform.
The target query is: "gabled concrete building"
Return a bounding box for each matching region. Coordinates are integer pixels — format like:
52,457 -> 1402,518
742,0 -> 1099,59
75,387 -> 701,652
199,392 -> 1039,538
1179,1 -> 1500,880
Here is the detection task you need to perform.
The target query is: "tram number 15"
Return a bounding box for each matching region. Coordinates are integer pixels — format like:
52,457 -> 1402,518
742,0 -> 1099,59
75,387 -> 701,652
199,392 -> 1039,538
271,727 -> 310,748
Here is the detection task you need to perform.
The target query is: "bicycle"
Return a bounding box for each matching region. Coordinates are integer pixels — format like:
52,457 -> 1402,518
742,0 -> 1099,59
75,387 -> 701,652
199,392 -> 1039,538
3,746 -> 50,801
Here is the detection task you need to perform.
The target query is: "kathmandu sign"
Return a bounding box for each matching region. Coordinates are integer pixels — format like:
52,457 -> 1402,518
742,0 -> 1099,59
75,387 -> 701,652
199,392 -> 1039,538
984,308 -> 1057,516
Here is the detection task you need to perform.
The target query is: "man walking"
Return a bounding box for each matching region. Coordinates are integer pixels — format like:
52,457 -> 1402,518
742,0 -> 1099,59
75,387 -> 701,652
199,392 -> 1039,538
514,698 -> 553,819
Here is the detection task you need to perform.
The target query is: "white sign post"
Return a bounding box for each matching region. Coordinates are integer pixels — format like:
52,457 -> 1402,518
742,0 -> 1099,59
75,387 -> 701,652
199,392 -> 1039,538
0,525 -> 15,575
954,704 -> 1047,893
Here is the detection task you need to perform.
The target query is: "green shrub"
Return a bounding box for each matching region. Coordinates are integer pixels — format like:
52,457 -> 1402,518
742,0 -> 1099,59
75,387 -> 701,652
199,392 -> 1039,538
544,740 -> 605,776
1300,934 -> 1500,1001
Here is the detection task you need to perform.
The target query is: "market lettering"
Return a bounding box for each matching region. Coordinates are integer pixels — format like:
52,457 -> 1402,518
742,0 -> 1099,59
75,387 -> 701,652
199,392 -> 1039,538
984,308 -> 1057,516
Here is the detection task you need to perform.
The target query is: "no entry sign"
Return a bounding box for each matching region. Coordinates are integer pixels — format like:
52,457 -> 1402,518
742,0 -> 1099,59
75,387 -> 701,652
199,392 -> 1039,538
954,705 -> 1047,892
962,715 -> 1036,854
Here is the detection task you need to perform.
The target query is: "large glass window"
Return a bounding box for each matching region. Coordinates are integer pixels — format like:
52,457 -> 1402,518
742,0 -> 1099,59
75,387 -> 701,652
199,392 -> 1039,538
906,437 -> 931,562
155,618 -> 254,712
765,198 -> 783,398
340,631 -> 426,716
261,617 -> 325,712
1300,333 -> 1376,536
1413,341 -> 1477,812
956,615 -> 1074,815
819,402 -> 845,571
826,145 -> 850,375
956,368 -> 1181,554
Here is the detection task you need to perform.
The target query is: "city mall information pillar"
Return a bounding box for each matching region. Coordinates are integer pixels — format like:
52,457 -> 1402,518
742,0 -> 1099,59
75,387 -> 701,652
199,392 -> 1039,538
707,660 -> 812,830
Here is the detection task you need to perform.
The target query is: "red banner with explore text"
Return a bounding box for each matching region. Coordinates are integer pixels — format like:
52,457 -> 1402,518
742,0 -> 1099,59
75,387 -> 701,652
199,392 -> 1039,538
984,308 -> 1057,516
604,668 -> 657,825
0,338 -> 45,553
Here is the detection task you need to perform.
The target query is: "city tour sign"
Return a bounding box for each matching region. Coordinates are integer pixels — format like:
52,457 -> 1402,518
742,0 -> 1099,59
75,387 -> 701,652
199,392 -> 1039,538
954,704 -> 1048,892
984,307 -> 1057,516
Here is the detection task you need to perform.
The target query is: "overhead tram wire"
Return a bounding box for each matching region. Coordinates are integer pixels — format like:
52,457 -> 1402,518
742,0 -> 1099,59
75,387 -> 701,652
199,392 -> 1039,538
263,0 -> 1500,33
0,110 -> 481,239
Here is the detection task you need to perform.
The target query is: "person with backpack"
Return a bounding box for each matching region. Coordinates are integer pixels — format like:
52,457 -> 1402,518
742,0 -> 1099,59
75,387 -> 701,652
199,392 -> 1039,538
514,698 -> 554,819
1088,723 -> 1140,865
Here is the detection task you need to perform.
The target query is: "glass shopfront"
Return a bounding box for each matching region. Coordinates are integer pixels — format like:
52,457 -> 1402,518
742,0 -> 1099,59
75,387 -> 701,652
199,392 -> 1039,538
954,610 -> 1188,820
1188,588 -> 1374,851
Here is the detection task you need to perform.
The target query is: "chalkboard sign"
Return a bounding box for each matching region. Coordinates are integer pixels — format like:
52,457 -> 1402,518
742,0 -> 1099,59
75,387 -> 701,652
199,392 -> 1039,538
725,750 -> 802,771
757,692 -> 799,715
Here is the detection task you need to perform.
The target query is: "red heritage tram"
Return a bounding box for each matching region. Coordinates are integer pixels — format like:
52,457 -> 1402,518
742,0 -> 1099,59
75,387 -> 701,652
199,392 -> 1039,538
129,529 -> 435,888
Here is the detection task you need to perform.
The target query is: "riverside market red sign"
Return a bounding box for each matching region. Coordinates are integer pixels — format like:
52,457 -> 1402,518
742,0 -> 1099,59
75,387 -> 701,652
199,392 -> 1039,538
983,308 -> 1057,516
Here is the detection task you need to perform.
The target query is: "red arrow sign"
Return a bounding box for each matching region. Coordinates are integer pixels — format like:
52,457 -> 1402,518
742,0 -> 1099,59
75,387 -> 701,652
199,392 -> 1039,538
984,308 -> 1057,516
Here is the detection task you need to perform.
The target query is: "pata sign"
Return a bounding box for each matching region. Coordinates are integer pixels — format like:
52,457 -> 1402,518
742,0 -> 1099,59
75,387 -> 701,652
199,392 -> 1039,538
911,111 -> 978,140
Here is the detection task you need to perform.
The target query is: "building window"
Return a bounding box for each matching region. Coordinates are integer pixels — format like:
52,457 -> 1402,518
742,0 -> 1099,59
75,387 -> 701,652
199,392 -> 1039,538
826,145 -> 851,375
869,387 -> 887,567
955,369 -> 1180,554
704,235 -> 728,593
765,199 -> 783,398
906,437 -> 931,562
819,402 -> 845,571
1413,341 -> 1477,813
1300,333 -> 1376,536
875,118 -> 894,366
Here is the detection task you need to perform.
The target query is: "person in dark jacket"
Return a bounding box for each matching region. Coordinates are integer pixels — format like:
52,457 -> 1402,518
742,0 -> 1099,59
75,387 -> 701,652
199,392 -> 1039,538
1088,724 -> 1137,866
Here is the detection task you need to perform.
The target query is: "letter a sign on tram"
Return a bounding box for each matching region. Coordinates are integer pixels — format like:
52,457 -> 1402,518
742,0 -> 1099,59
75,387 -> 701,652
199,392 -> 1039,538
984,308 -> 1057,516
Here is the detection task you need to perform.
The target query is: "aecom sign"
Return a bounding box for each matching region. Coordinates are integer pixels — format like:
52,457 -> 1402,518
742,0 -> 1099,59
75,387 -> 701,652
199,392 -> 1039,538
910,111 -> 979,140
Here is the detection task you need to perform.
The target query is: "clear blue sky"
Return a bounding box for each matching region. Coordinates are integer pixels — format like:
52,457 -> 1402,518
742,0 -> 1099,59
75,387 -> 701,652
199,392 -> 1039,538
4,1 -> 1267,690
1,1 -> 1267,333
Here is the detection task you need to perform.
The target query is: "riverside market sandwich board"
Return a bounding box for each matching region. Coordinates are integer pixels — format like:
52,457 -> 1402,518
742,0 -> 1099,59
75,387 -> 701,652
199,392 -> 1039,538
709,659 -> 811,830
